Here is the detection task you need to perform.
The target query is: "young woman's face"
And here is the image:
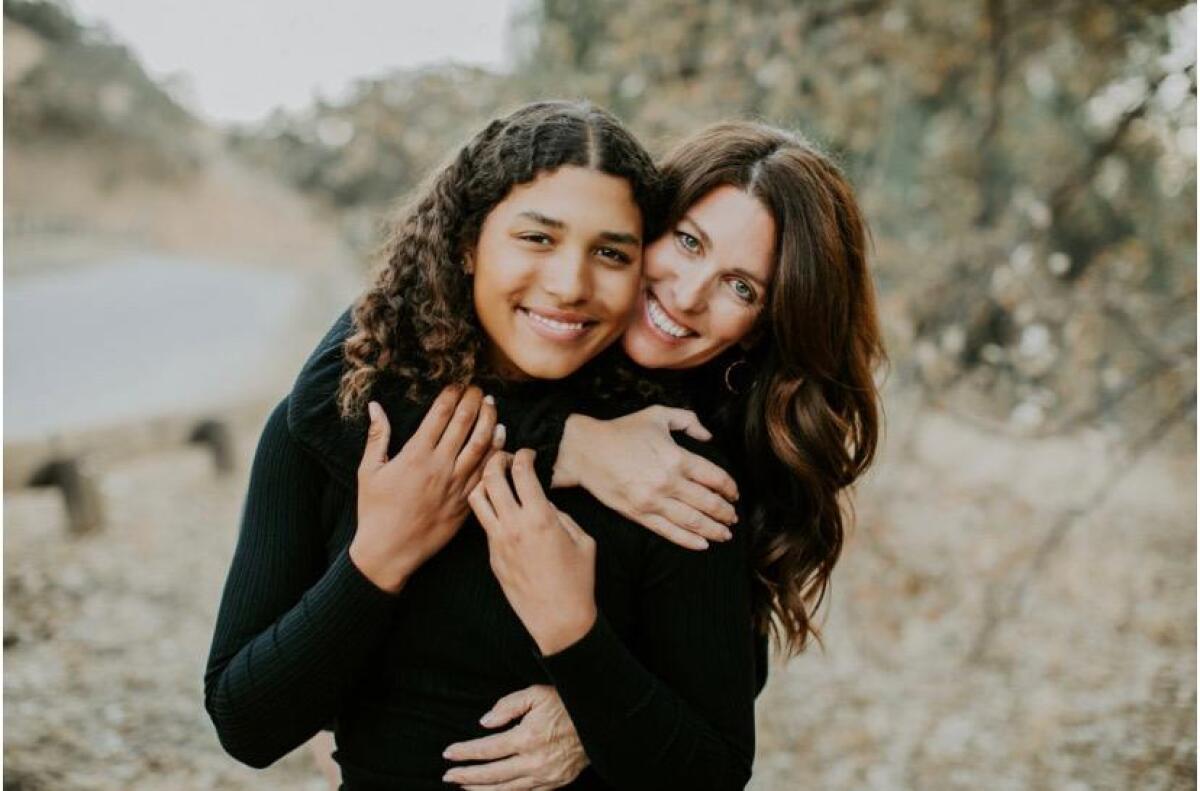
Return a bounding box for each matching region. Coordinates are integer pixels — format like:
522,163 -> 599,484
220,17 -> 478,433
472,165 -> 644,380
622,185 -> 776,369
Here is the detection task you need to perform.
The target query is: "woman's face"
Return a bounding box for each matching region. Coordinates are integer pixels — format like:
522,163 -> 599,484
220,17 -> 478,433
622,185 -> 776,370
472,165 -> 644,380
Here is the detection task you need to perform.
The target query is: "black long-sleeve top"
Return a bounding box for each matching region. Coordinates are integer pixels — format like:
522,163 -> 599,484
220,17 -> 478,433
204,310 -> 758,790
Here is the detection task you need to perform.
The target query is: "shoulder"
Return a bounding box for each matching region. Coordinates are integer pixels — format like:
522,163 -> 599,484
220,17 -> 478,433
283,307 -> 429,488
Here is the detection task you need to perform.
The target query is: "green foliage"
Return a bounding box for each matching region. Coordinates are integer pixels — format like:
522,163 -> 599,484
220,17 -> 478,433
4,0 -> 79,43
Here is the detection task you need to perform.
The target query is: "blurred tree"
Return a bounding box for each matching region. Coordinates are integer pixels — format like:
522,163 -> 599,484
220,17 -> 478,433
185,0 -> 1200,437
4,0 -> 207,180
509,0 -> 1196,438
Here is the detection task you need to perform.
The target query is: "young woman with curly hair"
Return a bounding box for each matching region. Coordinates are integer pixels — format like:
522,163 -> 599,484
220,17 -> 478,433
432,122 -> 888,789
205,101 -> 765,790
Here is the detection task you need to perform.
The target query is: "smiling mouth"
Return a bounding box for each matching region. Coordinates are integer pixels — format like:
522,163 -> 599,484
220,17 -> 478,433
518,307 -> 596,340
644,291 -> 697,341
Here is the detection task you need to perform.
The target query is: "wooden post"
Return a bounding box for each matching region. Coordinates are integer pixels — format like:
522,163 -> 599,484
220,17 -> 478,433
190,419 -> 234,476
29,458 -> 104,534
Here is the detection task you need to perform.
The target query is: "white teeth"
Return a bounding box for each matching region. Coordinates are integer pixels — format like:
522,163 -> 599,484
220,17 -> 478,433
648,296 -> 693,338
525,310 -> 585,331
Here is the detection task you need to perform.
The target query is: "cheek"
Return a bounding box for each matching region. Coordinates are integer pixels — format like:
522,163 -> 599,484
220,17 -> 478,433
595,266 -> 642,310
643,239 -> 679,280
474,254 -> 530,301
708,305 -> 758,346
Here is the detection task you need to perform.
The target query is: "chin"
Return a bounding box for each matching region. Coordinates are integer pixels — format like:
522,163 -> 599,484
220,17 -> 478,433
621,330 -> 679,369
510,355 -> 585,380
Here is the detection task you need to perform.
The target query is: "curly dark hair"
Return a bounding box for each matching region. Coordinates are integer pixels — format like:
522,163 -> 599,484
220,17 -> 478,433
660,122 -> 887,659
337,100 -> 661,418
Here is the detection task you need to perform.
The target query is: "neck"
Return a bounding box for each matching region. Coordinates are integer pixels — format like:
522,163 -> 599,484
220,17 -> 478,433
485,344 -> 533,382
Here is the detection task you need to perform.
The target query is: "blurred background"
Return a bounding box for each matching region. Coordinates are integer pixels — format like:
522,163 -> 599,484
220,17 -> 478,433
3,0 -> 1195,788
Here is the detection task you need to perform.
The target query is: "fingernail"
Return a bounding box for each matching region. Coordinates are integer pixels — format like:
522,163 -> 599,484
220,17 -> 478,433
484,394 -> 495,405
721,528 -> 733,541
367,401 -> 380,421
492,424 -> 506,445
480,711 -> 497,726
442,748 -> 454,759
697,538 -> 709,549
442,772 -> 454,782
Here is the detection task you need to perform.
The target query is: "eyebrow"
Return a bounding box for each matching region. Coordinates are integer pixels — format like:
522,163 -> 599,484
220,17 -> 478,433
518,211 -> 640,247
598,230 -> 641,246
681,214 -> 768,290
732,267 -> 768,290
518,211 -> 564,229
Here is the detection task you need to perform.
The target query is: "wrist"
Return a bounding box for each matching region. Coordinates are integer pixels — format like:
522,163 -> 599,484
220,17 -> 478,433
348,536 -> 410,595
534,604 -> 597,657
553,414 -> 597,489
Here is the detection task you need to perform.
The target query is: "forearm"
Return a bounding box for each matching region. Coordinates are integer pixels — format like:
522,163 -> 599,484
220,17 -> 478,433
204,545 -> 397,768
538,434 -> 757,790
203,398 -> 398,768
538,611 -> 754,790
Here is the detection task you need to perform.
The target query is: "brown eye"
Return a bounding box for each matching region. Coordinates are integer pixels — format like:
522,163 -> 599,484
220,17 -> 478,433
596,246 -> 632,265
520,233 -> 553,245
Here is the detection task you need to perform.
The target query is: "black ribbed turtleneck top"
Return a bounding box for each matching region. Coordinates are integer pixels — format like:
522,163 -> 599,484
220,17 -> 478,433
203,309 -> 758,790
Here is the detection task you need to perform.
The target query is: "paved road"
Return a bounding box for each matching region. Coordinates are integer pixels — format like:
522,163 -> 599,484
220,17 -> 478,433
5,255 -> 325,443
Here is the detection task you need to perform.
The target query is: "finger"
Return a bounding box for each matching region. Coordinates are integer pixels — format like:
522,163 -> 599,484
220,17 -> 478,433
480,686 -> 539,728
462,447 -> 502,499
453,395 -> 498,480
642,513 -> 710,551
555,511 -> 590,545
437,386 -> 485,458
443,729 -> 521,763
469,482 -> 500,533
443,755 -> 531,787
510,449 -> 548,509
659,497 -> 733,542
492,422 -> 507,450
411,385 -> 464,448
358,401 -> 390,474
675,479 -> 738,527
656,406 -> 713,441
481,452 -> 519,522
681,453 -> 740,503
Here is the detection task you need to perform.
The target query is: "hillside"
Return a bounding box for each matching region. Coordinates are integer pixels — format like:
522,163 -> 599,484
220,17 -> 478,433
3,0 -> 358,277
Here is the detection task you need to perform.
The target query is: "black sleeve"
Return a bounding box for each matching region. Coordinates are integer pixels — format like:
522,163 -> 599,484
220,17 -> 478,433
203,397 -> 398,768
537,437 -> 757,790
754,632 -> 770,696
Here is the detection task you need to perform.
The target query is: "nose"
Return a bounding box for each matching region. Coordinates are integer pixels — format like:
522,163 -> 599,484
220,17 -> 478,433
670,266 -> 709,313
543,249 -> 593,305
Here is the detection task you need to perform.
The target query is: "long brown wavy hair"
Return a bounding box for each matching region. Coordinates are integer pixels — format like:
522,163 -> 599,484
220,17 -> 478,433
662,122 -> 887,658
336,100 -> 661,418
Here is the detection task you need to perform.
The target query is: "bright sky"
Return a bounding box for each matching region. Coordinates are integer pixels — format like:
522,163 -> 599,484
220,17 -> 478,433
64,0 -> 521,126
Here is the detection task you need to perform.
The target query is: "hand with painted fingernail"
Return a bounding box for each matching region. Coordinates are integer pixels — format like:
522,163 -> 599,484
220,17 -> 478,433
469,448 -> 598,656
349,385 -> 502,593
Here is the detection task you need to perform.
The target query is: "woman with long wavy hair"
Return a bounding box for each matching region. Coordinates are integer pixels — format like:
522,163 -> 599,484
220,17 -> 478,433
206,101 -> 766,790
433,121 -> 888,789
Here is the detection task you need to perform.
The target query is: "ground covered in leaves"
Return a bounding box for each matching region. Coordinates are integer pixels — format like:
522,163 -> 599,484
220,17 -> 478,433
4,394 -> 1194,790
